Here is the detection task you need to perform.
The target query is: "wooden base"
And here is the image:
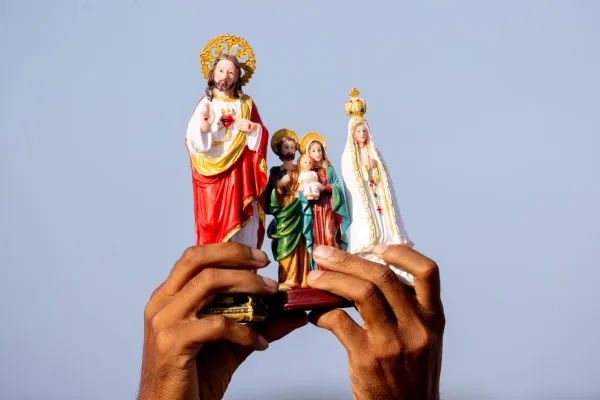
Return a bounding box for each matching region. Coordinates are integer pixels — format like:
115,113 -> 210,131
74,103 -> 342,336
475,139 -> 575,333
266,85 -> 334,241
196,289 -> 353,322
278,288 -> 353,311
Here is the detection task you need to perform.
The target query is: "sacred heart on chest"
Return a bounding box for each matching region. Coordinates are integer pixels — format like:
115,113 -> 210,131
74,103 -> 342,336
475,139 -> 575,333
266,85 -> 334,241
220,108 -> 236,129
220,114 -> 234,128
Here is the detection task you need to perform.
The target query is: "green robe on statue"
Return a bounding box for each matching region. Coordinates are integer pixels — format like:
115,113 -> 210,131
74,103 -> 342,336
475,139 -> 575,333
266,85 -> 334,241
266,166 -> 313,289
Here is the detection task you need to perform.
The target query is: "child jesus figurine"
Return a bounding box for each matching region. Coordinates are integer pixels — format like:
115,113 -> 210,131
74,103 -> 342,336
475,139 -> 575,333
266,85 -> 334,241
297,154 -> 321,200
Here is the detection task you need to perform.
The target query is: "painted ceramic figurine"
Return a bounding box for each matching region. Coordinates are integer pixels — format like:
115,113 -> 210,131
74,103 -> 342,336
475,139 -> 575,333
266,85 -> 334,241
185,34 -> 268,248
341,88 -> 414,284
266,130 -> 352,310
266,130 -> 311,290
185,34 -> 269,321
299,132 -> 350,270
297,155 -> 320,200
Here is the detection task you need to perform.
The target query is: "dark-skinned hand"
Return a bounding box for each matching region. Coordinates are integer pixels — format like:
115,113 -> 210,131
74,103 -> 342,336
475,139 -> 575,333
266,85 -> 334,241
138,243 -> 308,400
307,244 -> 445,400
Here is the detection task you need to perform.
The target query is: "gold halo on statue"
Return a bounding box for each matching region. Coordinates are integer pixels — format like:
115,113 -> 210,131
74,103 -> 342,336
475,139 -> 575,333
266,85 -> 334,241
299,132 -> 327,155
199,34 -> 256,86
271,129 -> 298,155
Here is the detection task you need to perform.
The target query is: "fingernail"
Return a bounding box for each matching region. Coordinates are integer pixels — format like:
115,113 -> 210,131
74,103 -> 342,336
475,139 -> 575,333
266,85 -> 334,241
314,245 -> 334,259
308,270 -> 324,281
256,334 -> 269,350
373,244 -> 388,255
262,276 -> 279,290
251,248 -> 269,263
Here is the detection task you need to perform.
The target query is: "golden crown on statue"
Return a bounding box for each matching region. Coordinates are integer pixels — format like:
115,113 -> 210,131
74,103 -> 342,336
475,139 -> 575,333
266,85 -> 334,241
344,87 -> 367,120
199,34 -> 256,86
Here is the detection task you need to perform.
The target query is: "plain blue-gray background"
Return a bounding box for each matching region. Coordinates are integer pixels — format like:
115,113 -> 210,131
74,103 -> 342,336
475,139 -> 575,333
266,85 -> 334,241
1,1 -> 599,399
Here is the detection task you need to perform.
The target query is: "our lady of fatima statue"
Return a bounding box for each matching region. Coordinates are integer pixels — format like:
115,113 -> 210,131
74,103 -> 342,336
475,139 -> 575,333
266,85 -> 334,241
341,88 -> 415,284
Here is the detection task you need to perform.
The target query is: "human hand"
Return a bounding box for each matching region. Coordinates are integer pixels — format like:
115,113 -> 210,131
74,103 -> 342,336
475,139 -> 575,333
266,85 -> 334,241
307,244 -> 445,400
233,119 -> 256,133
138,243 -> 308,400
315,182 -> 325,192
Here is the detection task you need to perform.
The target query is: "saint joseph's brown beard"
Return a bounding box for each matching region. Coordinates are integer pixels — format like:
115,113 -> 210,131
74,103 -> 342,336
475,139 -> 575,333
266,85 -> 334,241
279,153 -> 295,161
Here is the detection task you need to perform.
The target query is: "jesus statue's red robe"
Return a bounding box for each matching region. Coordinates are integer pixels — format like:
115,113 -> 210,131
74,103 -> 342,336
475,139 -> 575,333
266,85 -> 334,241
185,94 -> 268,248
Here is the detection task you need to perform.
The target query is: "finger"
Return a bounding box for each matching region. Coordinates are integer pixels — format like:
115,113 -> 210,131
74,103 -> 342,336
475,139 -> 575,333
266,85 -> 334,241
159,268 -> 278,323
313,245 -> 415,323
374,244 -> 442,312
224,311 -> 310,366
307,270 -> 395,331
308,309 -> 365,351
176,315 -> 269,353
258,311 -> 309,343
161,243 -> 270,296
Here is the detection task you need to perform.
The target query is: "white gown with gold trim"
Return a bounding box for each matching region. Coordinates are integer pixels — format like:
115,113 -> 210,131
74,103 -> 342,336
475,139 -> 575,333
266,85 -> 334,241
185,96 -> 263,247
341,119 -> 414,284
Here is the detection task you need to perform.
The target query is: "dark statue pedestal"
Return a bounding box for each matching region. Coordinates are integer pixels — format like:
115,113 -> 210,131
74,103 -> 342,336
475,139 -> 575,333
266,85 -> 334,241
197,289 -> 353,322
277,288 -> 353,311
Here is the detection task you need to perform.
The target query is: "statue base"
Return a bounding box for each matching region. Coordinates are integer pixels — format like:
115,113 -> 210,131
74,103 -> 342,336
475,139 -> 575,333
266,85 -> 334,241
197,289 -> 353,322
197,294 -> 268,322
278,288 -> 353,311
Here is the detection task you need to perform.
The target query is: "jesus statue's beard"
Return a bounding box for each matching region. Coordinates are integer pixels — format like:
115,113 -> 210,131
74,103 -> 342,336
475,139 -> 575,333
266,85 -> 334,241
279,153 -> 295,161
216,80 -> 235,92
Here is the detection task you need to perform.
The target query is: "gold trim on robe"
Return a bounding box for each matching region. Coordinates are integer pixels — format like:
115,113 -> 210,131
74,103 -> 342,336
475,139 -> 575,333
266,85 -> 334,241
191,95 -> 254,176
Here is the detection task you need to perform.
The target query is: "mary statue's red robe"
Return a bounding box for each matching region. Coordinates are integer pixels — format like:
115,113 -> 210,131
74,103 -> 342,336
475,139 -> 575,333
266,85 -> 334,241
186,94 -> 268,247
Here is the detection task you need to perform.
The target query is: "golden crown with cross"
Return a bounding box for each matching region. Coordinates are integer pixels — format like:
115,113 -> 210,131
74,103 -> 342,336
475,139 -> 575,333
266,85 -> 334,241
344,87 -> 367,120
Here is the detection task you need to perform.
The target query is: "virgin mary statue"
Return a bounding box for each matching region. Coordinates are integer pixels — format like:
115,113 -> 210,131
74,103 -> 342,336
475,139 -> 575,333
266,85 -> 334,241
341,88 -> 414,284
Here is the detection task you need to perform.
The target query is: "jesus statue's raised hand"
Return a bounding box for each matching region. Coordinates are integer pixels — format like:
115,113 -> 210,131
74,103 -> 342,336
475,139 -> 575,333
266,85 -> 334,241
199,103 -> 214,133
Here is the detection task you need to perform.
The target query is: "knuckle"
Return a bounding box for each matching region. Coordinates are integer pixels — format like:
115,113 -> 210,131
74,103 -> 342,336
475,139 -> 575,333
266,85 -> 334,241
377,343 -> 403,362
216,241 -> 250,259
356,282 -> 379,304
338,251 -> 355,267
154,329 -> 176,355
419,259 -> 440,280
407,324 -> 432,354
208,315 -> 231,332
349,352 -> 379,371
369,327 -> 403,357
324,309 -> 348,327
386,340 -> 403,358
219,241 -> 244,251
144,302 -> 157,322
375,267 -> 399,286
148,284 -> 162,302
199,268 -> 221,287
149,312 -> 165,333
180,245 -> 199,263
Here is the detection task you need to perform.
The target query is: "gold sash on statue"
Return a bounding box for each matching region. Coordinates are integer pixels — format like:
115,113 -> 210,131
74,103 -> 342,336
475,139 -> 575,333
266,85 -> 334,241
191,95 -> 253,176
